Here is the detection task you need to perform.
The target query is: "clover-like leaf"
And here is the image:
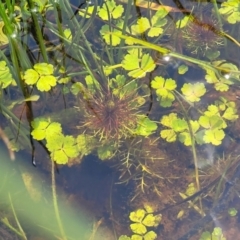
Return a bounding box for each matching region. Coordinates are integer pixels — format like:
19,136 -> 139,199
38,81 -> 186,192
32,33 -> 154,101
200,231 -> 211,240
100,24 -> 121,46
151,77 -> 176,107
143,230 -> 157,240
160,113 -> 177,127
34,63 -> 54,75
76,134 -> 95,156
219,0 -> 240,24
178,64 -> 188,74
131,234 -> 142,240
130,223 -> 147,235
203,129 -> 225,145
181,82 -> 206,102
172,119 -> 188,132
0,61 -> 16,88
131,9 -> 168,37
135,116 -> 157,136
160,129 -> 176,142
24,69 -> 39,85
129,209 -> 146,223
222,107 -> 238,121
79,5 -> 99,19
47,134 -> 79,164
37,75 -> 57,91
98,0 -> 124,20
31,118 -> 62,140
143,214 -> 161,227
122,51 -> 156,78
118,236 -> 131,240
199,115 -> 224,130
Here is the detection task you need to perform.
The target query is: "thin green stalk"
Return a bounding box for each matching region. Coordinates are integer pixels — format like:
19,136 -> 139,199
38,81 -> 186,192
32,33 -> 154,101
27,0 -> 48,62
51,159 -> 67,240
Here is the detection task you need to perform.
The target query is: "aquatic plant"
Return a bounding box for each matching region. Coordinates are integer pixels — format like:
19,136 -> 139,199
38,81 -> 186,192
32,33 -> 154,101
200,227 -> 226,240
181,16 -> 224,55
118,205 -> 161,240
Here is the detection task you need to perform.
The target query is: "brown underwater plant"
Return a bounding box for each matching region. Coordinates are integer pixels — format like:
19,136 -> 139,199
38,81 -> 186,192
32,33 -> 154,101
181,15 -> 224,55
80,87 -> 143,140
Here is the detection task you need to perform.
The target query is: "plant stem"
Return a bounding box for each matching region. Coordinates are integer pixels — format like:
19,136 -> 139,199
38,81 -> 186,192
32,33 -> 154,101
51,159 -> 67,240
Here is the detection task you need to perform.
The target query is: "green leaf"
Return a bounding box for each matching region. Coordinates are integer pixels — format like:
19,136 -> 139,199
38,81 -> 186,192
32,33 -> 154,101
135,116 -> 157,136
76,134 -> 95,156
129,209 -> 146,223
228,207 -> 238,217
143,231 -> 157,240
200,231 -> 211,240
47,134 -> 79,164
222,107 -> 238,121
176,15 -> 190,28
142,214 -> 161,227
122,51 -> 156,78
199,115 -> 224,130
178,64 -> 188,74
160,129 -> 176,142
131,235 -> 142,240
181,82 -> 206,102
219,1 -> 240,24
160,113 -> 178,127
118,236 -> 131,240
79,5 -> 99,19
203,129 -> 225,145
100,24 -> 122,46
172,119 -> 188,132
151,77 -> 176,107
34,63 -> 54,75
37,75 -> 57,92
131,17 -> 150,34
98,0 -> 124,20
130,223 -> 147,235
31,118 -> 62,140
0,61 -> 15,88
24,69 -> 39,85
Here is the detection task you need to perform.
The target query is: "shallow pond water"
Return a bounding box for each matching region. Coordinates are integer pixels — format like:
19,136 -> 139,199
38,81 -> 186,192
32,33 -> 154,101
1,0 -> 240,239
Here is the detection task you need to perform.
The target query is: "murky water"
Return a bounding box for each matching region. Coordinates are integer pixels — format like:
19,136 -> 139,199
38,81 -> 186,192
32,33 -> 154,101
1,0 -> 240,239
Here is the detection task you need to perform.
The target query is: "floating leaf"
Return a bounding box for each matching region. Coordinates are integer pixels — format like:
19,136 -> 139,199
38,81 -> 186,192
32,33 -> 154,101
203,129 -> 225,145
31,118 -> 62,140
135,116 -> 157,136
97,143 -> 116,160
181,82 -> 206,102
178,64 -> 188,74
98,0 -> 124,20
219,0 -> 240,24
160,129 -> 176,142
143,230 -> 157,240
47,134 -> 79,164
129,209 -> 146,223
151,77 -> 176,107
0,61 -> 16,88
37,75 -> 57,91
130,223 -> 147,235
176,15 -> 190,28
122,51 -> 156,78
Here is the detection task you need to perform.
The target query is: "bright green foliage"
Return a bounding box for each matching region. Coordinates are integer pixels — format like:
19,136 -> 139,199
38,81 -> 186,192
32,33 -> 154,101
219,0 -> 240,24
178,64 -> 188,75
151,77 -> 176,107
228,207 -> 238,217
200,227 -> 226,240
100,24 -> 122,46
31,118 -> 62,141
198,115 -> 225,145
79,6 -> 99,19
118,236 -> 131,240
0,22 -> 9,45
23,63 -> 57,92
176,15 -> 190,28
46,134 -> 79,164
185,183 -> 197,196
0,61 -> 16,88
160,113 -> 178,142
127,207 -> 161,239
181,82 -> 206,102
98,0 -> 124,20
63,28 -> 72,40
131,9 -> 168,37
97,143 -> 116,160
76,134 -> 95,157
122,49 -> 156,78
134,116 -> 157,136
85,75 -> 101,92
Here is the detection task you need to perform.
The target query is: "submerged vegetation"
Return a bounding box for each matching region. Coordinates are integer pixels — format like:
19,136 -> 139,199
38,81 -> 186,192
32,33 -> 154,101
1,0 -> 240,239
